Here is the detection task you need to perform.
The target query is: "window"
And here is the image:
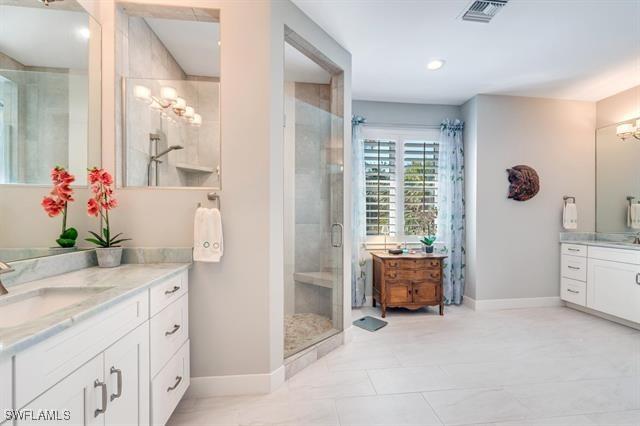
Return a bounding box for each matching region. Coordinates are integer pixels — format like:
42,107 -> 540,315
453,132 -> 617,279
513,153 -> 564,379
362,127 -> 440,240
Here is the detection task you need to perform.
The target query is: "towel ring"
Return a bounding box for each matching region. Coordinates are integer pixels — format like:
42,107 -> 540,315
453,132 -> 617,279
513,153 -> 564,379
197,192 -> 221,209
627,196 -> 637,207
563,196 -> 576,205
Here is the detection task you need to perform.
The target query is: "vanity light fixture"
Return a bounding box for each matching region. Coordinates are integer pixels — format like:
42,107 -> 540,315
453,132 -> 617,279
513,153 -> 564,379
427,59 -> 445,71
616,120 -> 640,141
133,85 -> 201,126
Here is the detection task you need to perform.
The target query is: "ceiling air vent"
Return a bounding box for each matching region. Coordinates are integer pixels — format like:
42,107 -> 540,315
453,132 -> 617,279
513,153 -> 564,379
461,0 -> 509,23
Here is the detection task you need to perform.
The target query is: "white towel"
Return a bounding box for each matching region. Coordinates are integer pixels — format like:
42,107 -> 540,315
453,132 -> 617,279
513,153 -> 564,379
193,207 -> 223,262
629,204 -> 640,230
562,202 -> 578,230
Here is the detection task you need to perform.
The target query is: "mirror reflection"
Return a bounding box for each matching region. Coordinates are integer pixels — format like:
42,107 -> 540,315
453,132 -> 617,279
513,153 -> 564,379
116,4 -> 220,188
596,117 -> 640,233
0,0 -> 101,262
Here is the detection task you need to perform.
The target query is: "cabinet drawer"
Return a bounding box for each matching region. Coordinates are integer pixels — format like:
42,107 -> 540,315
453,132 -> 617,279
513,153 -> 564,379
561,255 -> 587,281
150,271 -> 188,317
561,277 -> 586,306
561,244 -> 586,257
385,268 -> 440,281
385,259 -> 440,270
14,292 -> 148,409
588,246 -> 640,265
151,293 -> 189,377
151,340 -> 190,426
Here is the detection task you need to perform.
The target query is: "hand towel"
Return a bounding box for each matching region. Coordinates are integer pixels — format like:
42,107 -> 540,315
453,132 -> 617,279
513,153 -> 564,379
193,207 -> 223,262
630,204 -> 640,230
562,202 -> 578,230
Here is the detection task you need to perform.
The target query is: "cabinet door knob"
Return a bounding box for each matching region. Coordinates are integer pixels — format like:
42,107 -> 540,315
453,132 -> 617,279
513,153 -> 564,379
110,367 -> 123,401
94,380 -> 108,417
167,376 -> 183,392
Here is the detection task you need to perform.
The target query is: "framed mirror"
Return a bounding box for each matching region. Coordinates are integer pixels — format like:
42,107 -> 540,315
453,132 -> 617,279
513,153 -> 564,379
0,0 -> 102,262
116,3 -> 220,189
596,117 -> 640,233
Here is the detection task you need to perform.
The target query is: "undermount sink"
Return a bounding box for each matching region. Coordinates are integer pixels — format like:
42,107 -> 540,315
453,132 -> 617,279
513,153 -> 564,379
0,287 -> 113,329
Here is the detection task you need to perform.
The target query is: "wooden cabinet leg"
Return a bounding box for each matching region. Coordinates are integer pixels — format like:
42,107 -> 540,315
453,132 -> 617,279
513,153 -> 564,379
372,297 -> 376,308
381,304 -> 386,318
439,302 -> 444,316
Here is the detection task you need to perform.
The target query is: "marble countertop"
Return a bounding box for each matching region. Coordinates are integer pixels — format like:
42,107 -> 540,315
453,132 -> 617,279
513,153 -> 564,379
0,263 -> 190,359
560,232 -> 640,251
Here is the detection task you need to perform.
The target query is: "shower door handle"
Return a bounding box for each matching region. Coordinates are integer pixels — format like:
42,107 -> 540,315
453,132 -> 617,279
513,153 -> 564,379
331,223 -> 343,248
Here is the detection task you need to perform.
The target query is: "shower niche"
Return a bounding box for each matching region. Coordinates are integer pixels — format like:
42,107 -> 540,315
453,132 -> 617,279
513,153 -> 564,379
116,3 -> 220,188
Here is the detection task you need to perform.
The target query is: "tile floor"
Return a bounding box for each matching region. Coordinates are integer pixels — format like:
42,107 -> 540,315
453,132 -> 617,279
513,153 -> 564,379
168,305 -> 640,425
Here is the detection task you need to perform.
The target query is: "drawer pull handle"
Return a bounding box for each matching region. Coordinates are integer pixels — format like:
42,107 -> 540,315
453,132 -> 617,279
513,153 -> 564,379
110,367 -> 123,401
567,248 -> 580,252
167,376 -> 183,392
165,324 -> 181,336
165,285 -> 181,295
567,289 -> 580,294
636,273 -> 640,285
94,380 -> 108,417
430,272 -> 439,278
567,266 -> 580,270
388,272 -> 397,278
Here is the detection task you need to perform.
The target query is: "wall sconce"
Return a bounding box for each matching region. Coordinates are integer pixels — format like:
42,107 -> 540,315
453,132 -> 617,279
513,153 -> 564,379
133,85 -> 201,127
616,120 -> 640,141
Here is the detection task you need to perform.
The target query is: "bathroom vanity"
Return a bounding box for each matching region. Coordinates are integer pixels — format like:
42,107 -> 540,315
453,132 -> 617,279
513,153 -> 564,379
560,241 -> 640,325
0,262 -> 190,426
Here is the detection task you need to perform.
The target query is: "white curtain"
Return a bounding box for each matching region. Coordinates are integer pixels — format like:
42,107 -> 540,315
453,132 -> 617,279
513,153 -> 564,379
438,119 -> 465,304
351,116 -> 367,307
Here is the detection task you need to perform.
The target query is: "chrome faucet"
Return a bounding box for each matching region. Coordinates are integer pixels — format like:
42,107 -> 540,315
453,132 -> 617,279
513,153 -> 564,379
0,260 -> 14,295
632,233 -> 640,245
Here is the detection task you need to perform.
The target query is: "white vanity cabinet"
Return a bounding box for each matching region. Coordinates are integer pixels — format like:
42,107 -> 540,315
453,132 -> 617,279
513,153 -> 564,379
8,269 -> 189,426
0,358 -> 12,414
561,243 -> 640,325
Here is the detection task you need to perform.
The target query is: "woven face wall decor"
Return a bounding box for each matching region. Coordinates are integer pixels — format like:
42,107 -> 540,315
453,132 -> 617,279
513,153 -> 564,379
506,165 -> 540,201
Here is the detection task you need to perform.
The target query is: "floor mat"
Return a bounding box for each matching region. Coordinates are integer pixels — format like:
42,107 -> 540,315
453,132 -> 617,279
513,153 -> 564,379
353,315 -> 388,332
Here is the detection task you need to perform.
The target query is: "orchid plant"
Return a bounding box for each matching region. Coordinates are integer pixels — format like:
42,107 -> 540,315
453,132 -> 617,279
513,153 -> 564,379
41,166 -> 78,248
85,167 -> 131,248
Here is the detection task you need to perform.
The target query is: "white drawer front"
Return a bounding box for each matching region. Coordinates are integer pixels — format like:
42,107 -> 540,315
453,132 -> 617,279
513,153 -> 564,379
150,271 -> 188,317
14,292 -> 148,409
0,358 -> 11,412
561,277 -> 586,306
561,244 -> 587,257
561,255 -> 587,281
588,246 -> 640,265
150,293 -> 189,377
151,340 -> 190,426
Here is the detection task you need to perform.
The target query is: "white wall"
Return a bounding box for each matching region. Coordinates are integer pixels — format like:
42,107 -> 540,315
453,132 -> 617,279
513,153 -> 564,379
596,85 -> 640,128
466,94 -> 596,301
353,100 -> 460,127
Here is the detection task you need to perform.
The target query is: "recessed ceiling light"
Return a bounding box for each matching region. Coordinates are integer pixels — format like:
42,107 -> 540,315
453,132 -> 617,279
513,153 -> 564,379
427,59 -> 445,71
76,27 -> 90,40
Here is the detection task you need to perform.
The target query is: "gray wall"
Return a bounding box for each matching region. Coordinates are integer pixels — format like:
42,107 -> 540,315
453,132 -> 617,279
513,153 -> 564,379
465,94 -> 596,301
353,100 -> 460,127
596,85 -> 640,128
461,97 -> 477,300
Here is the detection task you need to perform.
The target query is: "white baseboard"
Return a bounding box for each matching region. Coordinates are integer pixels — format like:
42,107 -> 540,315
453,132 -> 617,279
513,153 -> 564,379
463,295 -> 562,311
186,365 -> 285,398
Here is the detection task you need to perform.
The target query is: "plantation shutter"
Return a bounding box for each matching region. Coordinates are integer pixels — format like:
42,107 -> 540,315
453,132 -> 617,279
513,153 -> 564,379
364,139 -> 397,236
403,140 -> 439,235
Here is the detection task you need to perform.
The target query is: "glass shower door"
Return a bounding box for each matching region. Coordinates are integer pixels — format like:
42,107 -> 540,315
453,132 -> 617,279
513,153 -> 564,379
283,83 -> 344,358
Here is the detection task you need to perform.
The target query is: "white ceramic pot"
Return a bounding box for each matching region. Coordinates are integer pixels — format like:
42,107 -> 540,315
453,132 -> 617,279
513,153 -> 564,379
96,247 -> 123,268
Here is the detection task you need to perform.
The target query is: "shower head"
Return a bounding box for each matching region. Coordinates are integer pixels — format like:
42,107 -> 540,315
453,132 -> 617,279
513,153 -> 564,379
152,145 -> 184,160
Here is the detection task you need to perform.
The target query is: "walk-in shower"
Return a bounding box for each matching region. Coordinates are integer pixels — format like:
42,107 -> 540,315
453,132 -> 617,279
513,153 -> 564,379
147,132 -> 183,186
283,38 -> 345,358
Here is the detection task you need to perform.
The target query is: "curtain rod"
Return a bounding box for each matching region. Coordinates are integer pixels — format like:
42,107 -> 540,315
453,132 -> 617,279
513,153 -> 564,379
363,121 -> 441,130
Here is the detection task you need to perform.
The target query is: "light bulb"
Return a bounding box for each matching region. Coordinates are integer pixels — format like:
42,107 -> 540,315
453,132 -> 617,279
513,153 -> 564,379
133,85 -> 151,104
191,113 -> 202,126
184,106 -> 195,119
427,59 -> 445,71
160,86 -> 178,102
173,97 -> 186,112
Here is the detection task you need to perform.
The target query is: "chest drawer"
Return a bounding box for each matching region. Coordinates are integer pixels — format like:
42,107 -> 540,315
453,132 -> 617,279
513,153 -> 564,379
561,255 -> 587,281
150,271 -> 188,317
150,293 -> 189,377
385,258 -> 441,270
561,244 -> 587,257
385,268 -> 440,281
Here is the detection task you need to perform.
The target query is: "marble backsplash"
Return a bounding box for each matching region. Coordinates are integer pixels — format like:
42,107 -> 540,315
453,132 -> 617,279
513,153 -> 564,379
4,247 -> 192,287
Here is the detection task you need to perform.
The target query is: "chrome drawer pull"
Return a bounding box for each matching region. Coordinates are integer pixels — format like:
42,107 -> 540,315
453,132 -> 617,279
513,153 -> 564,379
165,286 -> 181,295
567,266 -> 580,270
167,376 -> 183,392
567,289 -> 580,294
94,380 -> 107,417
110,367 -> 123,401
165,324 -> 181,336
636,273 -> 640,285
567,248 -> 580,252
